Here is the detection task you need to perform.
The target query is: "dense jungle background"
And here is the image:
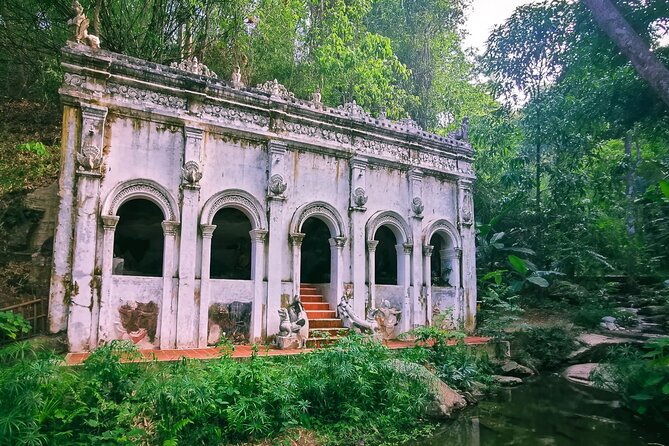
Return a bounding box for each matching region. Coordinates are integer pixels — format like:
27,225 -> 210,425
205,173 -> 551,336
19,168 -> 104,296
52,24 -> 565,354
1,0 -> 668,327
1,1 -> 669,444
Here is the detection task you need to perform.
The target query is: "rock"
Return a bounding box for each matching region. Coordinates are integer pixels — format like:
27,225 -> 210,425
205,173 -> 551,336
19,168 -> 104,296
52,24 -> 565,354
493,375 -> 522,387
563,363 -> 615,387
207,323 -> 221,345
638,306 -> 668,316
600,316 -> 622,331
500,360 -> 534,377
390,360 -> 466,418
563,363 -> 599,386
663,279 -> 669,288
568,333 -> 637,362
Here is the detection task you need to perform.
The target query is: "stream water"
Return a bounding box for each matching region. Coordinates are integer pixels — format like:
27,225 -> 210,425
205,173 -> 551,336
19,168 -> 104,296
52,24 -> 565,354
413,374 -> 669,446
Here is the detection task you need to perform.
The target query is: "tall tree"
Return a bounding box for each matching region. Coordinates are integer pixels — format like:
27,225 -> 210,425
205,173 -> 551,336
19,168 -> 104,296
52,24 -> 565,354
583,0 -> 669,108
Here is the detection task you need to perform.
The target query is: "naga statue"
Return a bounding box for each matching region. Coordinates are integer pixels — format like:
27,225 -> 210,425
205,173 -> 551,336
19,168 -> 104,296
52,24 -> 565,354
68,1 -> 100,49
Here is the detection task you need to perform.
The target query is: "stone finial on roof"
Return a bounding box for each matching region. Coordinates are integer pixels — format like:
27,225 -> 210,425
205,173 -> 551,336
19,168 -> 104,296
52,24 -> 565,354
68,0 -> 100,49
170,57 -> 217,79
231,65 -> 244,88
397,117 -> 421,131
312,88 -> 322,104
338,100 -> 370,118
448,117 -> 469,142
256,79 -> 295,100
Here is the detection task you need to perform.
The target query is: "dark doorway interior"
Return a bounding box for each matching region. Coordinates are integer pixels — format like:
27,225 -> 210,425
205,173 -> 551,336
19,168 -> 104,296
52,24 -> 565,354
375,225 -> 397,285
300,217 -> 331,284
114,199 -> 164,276
430,234 -> 450,286
211,208 -> 252,280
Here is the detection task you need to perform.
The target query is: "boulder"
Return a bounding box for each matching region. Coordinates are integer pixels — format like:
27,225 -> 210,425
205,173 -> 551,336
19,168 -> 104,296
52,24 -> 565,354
390,360 -> 466,419
600,316 -> 623,331
493,375 -> 522,387
638,306 -> 668,316
563,363 -> 609,386
499,360 -> 534,377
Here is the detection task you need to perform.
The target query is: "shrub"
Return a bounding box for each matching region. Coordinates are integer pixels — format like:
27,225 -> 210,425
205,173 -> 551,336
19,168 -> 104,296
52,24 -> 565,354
511,326 -> 576,370
594,339 -> 669,425
0,310 -> 31,342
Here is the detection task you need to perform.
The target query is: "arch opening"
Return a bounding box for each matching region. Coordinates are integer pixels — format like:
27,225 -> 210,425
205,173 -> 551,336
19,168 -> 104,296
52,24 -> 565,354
375,225 -> 398,285
300,217 -> 332,284
430,232 -> 457,287
210,208 -> 252,280
113,199 -> 165,276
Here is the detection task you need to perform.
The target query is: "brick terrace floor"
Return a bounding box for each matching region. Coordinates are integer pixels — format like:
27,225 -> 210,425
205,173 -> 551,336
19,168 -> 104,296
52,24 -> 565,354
64,336 -> 491,366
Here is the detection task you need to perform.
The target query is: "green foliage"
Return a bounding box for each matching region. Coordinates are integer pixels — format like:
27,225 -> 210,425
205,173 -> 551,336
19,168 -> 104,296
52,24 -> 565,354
511,327 -> 576,370
595,339 -> 669,424
572,302 -> 638,329
476,283 -> 524,337
0,311 -> 31,342
408,327 -> 493,392
0,335 -> 439,445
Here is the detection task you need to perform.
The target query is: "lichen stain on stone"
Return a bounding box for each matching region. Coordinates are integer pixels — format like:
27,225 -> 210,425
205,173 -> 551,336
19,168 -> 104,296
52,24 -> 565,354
194,288 -> 201,306
293,151 -> 300,180
280,293 -> 290,309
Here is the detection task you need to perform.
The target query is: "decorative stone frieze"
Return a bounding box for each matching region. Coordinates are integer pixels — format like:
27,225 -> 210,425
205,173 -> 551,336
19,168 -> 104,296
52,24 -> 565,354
337,100 -> 370,118
106,83 -> 187,110
202,104 -> 269,128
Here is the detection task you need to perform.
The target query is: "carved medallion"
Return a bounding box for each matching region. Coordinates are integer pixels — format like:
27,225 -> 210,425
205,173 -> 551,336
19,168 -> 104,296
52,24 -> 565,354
352,187 -> 368,208
77,144 -> 103,172
268,174 -> 287,196
411,197 -> 424,217
182,160 -> 203,186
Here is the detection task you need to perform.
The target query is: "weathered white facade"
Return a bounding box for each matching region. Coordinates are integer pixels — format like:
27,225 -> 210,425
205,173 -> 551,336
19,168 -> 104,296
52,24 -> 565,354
49,43 -> 477,352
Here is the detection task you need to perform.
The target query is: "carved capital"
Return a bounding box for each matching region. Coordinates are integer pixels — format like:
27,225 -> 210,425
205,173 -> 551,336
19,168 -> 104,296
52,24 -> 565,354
249,229 -> 268,242
184,126 -> 204,140
367,240 -> 379,252
200,224 -> 217,239
290,232 -> 306,247
101,215 -> 120,231
268,140 -> 288,155
402,243 -> 413,255
423,245 -> 434,257
161,220 -> 180,236
329,236 -> 347,248
81,104 -> 108,121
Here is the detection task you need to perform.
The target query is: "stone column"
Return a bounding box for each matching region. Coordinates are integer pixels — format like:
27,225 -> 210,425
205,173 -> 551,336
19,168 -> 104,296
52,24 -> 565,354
97,215 -> 119,344
197,224 -> 216,348
409,169 -> 424,328
266,140 -> 288,336
440,247 -> 462,322
49,104 -> 79,333
176,126 -> 203,348
290,233 -> 305,299
423,245 -> 434,326
350,156 -> 368,316
366,240 -> 379,309
67,104 -> 108,352
458,179 -> 477,332
329,236 -> 347,306
250,229 -> 268,342
160,221 -> 179,349
398,243 -> 413,332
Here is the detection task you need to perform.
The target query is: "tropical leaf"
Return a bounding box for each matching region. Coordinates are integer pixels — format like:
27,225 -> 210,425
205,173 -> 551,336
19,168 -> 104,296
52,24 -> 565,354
508,255 -> 528,275
527,275 -> 549,287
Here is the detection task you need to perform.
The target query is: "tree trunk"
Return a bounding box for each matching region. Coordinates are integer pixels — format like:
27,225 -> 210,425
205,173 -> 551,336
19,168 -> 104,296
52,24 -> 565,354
624,131 -> 635,236
583,0 -> 669,108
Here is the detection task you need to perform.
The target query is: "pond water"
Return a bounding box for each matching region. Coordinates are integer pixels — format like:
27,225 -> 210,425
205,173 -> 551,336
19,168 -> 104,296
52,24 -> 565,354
413,374 -> 669,446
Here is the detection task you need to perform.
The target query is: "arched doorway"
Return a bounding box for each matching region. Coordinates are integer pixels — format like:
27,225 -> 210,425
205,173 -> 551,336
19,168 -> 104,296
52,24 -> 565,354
429,232 -> 459,288
113,198 -> 165,276
210,207 -> 252,280
374,225 -> 398,285
300,217 -> 332,284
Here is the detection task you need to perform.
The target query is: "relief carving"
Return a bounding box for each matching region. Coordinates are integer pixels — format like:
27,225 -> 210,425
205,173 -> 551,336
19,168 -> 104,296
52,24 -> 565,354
411,197 -> 424,217
268,174 -> 287,197
352,187 -> 368,208
182,160 -> 202,186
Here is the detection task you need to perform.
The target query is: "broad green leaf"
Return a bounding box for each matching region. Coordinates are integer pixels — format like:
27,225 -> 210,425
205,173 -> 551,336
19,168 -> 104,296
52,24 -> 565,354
490,232 -> 505,243
508,255 -> 528,275
660,180 -> 669,199
527,276 -> 549,288
662,382 -> 669,395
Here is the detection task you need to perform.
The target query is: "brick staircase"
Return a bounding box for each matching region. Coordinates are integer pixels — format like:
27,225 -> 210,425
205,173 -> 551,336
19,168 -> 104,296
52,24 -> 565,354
299,284 -> 347,347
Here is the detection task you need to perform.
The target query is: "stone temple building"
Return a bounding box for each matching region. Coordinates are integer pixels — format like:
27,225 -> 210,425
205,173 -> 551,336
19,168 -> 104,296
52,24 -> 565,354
49,42 -> 477,352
